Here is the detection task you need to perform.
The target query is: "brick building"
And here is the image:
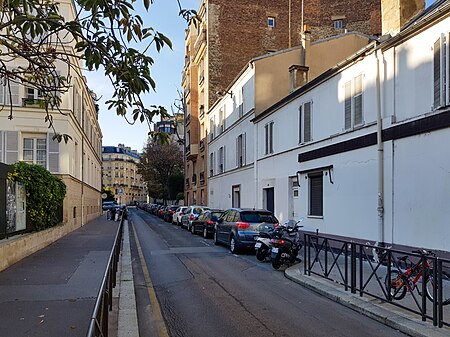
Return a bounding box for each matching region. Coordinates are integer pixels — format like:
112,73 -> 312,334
182,0 -> 382,206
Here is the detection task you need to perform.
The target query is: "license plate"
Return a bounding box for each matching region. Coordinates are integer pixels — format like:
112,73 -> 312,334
255,242 -> 262,248
272,247 -> 279,253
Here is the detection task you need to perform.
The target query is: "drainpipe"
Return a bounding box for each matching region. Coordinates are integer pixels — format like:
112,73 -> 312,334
81,91 -> 85,227
375,48 -> 384,245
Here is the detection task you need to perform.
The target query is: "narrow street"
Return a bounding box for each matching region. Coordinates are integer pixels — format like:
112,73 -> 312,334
128,208 -> 407,337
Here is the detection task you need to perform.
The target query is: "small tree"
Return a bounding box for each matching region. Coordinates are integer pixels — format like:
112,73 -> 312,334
138,141 -> 183,203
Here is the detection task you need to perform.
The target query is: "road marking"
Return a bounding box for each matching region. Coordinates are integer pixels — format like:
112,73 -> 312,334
131,222 -> 170,337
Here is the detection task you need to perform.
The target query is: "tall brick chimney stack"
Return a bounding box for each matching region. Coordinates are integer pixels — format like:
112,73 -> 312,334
381,0 -> 425,36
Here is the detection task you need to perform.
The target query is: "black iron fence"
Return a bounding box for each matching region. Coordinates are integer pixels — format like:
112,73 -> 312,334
303,233 -> 450,328
86,214 -> 124,337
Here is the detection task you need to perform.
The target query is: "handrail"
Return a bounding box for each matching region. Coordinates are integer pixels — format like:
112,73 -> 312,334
303,232 -> 450,329
86,212 -> 125,337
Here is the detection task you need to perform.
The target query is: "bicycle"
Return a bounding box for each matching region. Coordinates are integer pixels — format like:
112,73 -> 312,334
385,249 -> 450,305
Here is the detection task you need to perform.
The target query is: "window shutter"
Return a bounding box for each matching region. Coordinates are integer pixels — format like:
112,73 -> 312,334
344,81 -> 352,129
354,75 -> 363,125
223,146 -> 226,171
434,38 -> 441,107
5,80 -> 20,106
309,173 -> 323,216
5,131 -> 18,164
0,80 -> 5,105
269,122 -> 274,153
265,124 -> 269,154
243,133 -> 246,165
304,102 -> 311,142
298,105 -> 302,143
0,131 -> 3,162
236,136 -> 239,167
48,133 -> 60,173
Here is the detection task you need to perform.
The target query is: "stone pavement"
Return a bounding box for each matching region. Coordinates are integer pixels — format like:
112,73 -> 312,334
0,215 -> 120,337
285,264 -> 450,337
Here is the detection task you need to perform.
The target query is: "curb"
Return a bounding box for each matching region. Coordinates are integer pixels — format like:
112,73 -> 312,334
117,220 -> 140,337
285,266 -> 450,337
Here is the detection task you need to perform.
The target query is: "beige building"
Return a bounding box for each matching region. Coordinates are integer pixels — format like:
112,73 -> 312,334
102,144 -> 147,205
0,0 -> 103,228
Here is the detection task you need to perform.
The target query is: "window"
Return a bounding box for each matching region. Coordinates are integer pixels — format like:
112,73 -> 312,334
218,146 -> 225,173
344,74 -> 364,130
333,20 -> 343,29
433,33 -> 450,108
309,173 -> 323,217
264,121 -> 274,155
209,152 -> 214,176
299,101 -> 312,143
268,17 -> 275,28
219,107 -> 225,134
209,118 -> 215,141
236,133 -> 246,167
23,137 -> 47,167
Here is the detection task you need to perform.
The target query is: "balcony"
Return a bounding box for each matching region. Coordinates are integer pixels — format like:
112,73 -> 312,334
186,143 -> 199,160
193,26 -> 206,59
199,138 -> 205,151
192,174 -> 197,185
185,178 -> 190,188
22,98 -> 45,107
199,171 -> 205,185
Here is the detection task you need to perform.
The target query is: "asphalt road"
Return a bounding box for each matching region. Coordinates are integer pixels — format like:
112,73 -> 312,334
129,209 -> 407,337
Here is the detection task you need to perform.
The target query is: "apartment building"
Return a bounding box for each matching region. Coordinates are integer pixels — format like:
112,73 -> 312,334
0,0 -> 103,229
102,144 -> 147,205
182,0 -> 382,206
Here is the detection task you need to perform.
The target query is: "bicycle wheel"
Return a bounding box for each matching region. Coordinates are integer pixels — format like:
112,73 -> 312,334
386,270 -> 407,300
425,270 -> 450,306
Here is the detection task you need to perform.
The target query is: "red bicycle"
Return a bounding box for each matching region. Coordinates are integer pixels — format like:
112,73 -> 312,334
385,249 -> 450,305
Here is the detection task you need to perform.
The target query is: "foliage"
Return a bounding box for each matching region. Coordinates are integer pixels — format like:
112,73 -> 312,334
138,141 -> 183,202
0,0 -> 197,139
176,192 -> 184,201
8,162 -> 66,231
168,172 -> 184,200
101,188 -> 115,202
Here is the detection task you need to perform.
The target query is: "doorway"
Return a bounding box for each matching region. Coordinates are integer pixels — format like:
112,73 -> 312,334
264,187 -> 274,213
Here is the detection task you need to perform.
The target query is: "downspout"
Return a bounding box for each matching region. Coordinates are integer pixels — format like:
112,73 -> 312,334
81,91 -> 85,227
288,0 -> 291,48
375,48 -> 384,245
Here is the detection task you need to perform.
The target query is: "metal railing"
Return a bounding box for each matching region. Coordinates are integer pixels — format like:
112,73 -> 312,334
86,214 -> 124,337
303,233 -> 450,328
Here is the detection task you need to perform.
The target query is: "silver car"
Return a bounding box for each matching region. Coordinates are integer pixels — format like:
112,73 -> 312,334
181,205 -> 210,231
173,206 -> 188,225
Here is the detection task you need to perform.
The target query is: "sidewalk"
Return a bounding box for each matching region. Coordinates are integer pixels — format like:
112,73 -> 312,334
285,263 -> 450,337
0,215 -> 120,337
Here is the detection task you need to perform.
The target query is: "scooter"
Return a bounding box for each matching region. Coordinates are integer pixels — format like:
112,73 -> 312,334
270,218 -> 304,270
255,225 -> 285,261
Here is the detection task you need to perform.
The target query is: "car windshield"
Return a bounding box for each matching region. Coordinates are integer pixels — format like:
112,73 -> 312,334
211,212 -> 223,221
240,212 -> 277,223
193,208 -> 204,214
170,206 -> 178,211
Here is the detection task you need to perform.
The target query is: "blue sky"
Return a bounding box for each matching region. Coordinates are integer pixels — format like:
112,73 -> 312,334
87,0 -> 435,152
85,0 -> 200,151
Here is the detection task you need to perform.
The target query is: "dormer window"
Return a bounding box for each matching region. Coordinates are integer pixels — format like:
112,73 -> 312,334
268,17 -> 275,28
334,20 -> 343,29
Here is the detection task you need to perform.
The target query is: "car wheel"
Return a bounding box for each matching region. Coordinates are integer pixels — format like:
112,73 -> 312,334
230,236 -> 238,254
187,223 -> 191,231
203,227 -> 208,239
191,225 -> 195,235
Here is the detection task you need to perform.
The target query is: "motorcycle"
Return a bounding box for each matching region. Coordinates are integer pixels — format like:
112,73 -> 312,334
270,218 -> 304,270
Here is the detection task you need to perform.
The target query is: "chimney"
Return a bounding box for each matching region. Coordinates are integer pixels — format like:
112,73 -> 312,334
381,0 -> 425,36
289,65 -> 309,92
300,28 -> 311,67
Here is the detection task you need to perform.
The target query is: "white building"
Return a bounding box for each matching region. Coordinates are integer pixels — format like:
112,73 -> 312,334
253,0 -> 450,252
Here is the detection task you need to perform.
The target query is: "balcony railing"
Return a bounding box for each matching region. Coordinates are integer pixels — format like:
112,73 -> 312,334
199,171 -> 205,184
185,178 -> 190,188
22,98 -> 45,107
193,26 -> 206,58
199,138 -> 205,150
192,174 -> 197,185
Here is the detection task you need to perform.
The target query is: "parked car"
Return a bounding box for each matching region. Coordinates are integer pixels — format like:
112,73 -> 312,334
214,208 -> 278,254
191,209 -> 224,238
158,206 -> 167,218
181,205 -> 210,231
173,206 -> 188,225
164,206 -> 179,222
102,201 -> 118,211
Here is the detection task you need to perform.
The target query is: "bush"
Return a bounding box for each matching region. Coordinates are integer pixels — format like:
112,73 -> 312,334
176,192 -> 184,201
8,162 -> 66,231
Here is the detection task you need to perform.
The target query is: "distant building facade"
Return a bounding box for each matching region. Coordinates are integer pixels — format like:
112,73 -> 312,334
102,144 -> 147,205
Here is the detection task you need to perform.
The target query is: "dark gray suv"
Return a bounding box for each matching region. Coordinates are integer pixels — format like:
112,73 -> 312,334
214,208 -> 278,254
